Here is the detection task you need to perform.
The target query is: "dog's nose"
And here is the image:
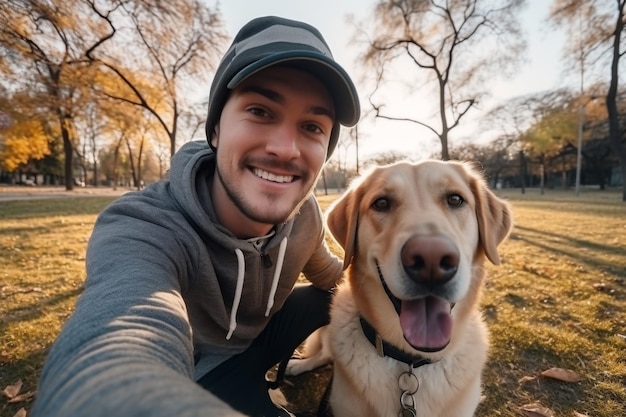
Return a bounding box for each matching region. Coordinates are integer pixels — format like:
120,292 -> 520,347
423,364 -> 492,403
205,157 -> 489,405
401,235 -> 460,284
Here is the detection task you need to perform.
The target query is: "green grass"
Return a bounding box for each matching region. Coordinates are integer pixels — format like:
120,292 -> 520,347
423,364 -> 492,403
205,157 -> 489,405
1,191 -> 625,417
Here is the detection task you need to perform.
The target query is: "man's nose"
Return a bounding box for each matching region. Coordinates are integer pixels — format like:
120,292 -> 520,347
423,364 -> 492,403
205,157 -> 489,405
265,123 -> 300,159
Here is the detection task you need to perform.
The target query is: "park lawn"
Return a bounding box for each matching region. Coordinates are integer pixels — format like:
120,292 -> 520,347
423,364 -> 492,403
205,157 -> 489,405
1,190 -> 625,417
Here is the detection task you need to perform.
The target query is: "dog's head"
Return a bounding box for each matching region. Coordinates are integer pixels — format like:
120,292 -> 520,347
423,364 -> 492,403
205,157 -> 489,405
326,160 -> 512,355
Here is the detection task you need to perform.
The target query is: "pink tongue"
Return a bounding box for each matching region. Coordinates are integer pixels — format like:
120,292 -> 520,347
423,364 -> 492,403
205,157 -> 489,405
400,297 -> 452,351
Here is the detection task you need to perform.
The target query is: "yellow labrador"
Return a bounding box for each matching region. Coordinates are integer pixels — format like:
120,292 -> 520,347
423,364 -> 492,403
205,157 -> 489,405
287,160 -> 512,417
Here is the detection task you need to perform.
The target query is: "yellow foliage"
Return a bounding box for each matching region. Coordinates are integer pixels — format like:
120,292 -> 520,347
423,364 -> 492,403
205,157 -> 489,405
0,119 -> 50,171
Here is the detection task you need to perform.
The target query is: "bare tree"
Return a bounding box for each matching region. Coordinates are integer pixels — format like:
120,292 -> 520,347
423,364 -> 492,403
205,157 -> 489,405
549,0 -> 626,201
85,0 -> 227,157
354,0 -> 526,160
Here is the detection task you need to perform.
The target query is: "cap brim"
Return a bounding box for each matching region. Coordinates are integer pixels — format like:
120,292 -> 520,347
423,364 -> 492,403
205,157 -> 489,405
227,51 -> 360,127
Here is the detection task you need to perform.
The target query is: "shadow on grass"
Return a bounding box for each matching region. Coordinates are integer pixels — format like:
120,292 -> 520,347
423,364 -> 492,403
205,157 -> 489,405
513,225 -> 625,257
0,350 -> 43,417
510,225 -> 626,281
0,197 -> 117,220
0,225 -> 52,236
1,286 -> 83,327
0,221 -> 93,239
1,288 -> 84,417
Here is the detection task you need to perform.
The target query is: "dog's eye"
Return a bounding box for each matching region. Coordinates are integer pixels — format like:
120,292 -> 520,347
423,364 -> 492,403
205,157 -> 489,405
372,197 -> 391,211
447,194 -> 464,207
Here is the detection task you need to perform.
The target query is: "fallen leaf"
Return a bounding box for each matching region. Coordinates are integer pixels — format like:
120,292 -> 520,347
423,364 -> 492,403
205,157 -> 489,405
540,367 -> 581,383
8,390 -> 36,403
2,380 -> 22,399
12,408 -> 26,417
518,375 -> 536,384
519,403 -> 554,417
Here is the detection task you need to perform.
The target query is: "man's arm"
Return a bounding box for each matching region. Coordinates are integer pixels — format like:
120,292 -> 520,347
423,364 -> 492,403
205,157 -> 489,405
31,198 -> 245,417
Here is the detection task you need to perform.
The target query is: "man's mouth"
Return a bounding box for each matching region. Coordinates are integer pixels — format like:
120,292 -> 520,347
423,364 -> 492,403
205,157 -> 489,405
253,168 -> 295,184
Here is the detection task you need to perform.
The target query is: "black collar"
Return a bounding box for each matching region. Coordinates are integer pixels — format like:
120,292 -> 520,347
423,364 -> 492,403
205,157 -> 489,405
359,317 -> 433,369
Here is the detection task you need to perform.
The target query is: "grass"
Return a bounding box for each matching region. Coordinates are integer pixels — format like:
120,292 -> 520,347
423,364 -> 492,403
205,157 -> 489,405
477,189 -> 626,416
1,190 -> 625,417
0,196 -> 119,417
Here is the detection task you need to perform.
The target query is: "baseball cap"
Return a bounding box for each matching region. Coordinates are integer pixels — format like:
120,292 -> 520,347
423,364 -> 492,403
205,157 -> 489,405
205,16 -> 360,159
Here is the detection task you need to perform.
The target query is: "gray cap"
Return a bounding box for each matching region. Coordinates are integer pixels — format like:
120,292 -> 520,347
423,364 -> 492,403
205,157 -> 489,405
206,16 -> 360,159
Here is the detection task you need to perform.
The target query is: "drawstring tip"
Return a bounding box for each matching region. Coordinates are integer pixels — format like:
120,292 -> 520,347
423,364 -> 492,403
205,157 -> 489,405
226,328 -> 234,340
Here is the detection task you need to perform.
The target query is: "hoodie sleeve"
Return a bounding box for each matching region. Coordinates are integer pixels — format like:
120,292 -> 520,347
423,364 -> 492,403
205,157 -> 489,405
31,190 -> 245,417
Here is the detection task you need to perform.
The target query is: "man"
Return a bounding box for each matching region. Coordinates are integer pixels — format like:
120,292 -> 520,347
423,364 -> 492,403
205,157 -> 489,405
31,16 -> 359,417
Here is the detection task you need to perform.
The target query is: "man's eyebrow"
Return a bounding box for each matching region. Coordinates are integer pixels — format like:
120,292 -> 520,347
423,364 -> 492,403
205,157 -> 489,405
238,84 -> 335,120
239,85 -> 284,104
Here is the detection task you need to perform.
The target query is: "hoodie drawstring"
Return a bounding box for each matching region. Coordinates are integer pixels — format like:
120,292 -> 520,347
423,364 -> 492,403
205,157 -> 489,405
225,237 -> 288,340
226,248 -> 245,340
265,237 -> 287,317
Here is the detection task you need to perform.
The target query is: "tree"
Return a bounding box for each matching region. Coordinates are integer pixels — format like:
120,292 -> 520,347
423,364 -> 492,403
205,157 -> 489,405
73,101 -> 108,186
85,0 -> 227,157
354,0 -> 526,160
97,101 -> 156,188
0,0 -> 227,191
0,0 -> 117,190
0,113 -> 50,173
549,0 -> 626,201
447,135 -> 517,188
484,88 -> 609,191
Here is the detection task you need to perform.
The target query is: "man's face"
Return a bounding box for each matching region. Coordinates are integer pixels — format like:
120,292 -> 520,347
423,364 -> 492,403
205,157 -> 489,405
210,66 -> 335,238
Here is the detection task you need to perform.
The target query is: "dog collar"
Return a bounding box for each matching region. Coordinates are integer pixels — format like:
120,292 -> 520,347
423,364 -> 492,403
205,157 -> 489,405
359,317 -> 432,369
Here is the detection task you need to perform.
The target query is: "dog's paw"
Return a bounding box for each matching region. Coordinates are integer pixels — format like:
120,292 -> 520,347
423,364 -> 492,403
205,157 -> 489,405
285,358 -> 307,376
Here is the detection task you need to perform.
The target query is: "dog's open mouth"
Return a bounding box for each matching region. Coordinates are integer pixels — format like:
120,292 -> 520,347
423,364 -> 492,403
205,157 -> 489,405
400,296 -> 452,352
376,261 -> 452,352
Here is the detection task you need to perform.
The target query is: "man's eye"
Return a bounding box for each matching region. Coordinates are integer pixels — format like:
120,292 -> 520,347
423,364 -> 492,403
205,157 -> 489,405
447,194 -> 464,207
372,197 -> 391,211
248,107 -> 269,118
303,123 -> 324,134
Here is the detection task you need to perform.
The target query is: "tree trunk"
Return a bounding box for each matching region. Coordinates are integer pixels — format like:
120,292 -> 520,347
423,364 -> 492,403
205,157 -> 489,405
607,1 -> 626,202
125,138 -> 138,188
61,118 -> 74,191
519,150 -> 526,194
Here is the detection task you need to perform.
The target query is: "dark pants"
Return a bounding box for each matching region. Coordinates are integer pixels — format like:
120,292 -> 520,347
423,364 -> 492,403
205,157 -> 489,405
197,284 -> 332,416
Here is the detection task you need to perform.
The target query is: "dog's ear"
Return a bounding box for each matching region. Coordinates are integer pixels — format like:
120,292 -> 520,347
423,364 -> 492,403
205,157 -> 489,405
469,167 -> 513,265
326,187 -> 359,270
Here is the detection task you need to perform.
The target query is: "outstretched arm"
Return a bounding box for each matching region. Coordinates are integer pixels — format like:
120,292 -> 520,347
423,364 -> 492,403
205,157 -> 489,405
31,196 -> 245,417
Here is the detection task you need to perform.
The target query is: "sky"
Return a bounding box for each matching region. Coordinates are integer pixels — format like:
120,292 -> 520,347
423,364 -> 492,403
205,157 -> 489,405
215,1 -> 570,163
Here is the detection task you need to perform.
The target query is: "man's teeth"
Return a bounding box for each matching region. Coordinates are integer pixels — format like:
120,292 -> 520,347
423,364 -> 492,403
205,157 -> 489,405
253,168 -> 294,183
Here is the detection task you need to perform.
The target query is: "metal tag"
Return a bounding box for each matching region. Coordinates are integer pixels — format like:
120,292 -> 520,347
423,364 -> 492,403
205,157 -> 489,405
400,407 -> 416,417
399,390 -> 417,417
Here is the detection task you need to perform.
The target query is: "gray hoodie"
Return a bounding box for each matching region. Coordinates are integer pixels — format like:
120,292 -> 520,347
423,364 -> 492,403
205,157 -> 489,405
31,140 -> 343,417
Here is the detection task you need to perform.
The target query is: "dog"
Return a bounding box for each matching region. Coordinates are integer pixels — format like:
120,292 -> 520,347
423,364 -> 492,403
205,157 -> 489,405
286,160 -> 513,417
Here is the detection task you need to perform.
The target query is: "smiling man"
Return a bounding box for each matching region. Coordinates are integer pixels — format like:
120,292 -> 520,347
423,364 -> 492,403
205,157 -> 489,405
31,16 -> 360,417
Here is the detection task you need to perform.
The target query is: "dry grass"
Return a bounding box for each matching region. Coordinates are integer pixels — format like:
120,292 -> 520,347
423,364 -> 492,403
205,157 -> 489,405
1,190 -> 625,417
0,197 -> 118,417
478,190 -> 626,416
